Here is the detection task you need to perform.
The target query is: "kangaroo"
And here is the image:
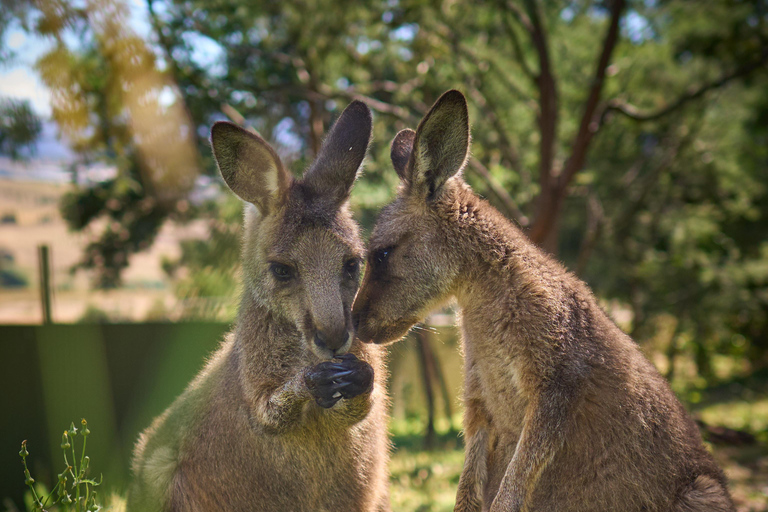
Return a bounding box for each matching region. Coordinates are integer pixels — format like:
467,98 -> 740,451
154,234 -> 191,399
127,100 -> 390,512
352,90 -> 734,512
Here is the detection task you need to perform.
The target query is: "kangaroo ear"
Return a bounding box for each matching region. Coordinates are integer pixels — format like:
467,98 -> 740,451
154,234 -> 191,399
211,122 -> 291,215
407,90 -> 470,199
391,129 -> 416,180
302,100 -> 373,207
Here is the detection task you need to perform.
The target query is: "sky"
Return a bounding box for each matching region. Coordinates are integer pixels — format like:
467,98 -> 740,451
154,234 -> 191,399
0,29 -> 52,117
0,0 -> 155,159
0,0 -> 154,118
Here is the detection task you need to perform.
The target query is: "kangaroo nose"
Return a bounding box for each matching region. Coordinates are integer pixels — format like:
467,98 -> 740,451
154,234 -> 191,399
314,330 -> 350,353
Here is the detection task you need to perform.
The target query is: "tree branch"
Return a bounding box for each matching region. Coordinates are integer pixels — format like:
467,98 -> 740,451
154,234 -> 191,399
575,189 -> 604,276
505,1 -> 535,36
446,37 -> 527,176
559,0 -> 626,191
500,7 -> 536,83
468,158 -> 529,227
521,0 -> 558,184
603,50 -> 768,123
466,86 -> 524,176
315,83 -> 416,122
528,0 -> 625,246
520,0 -> 563,248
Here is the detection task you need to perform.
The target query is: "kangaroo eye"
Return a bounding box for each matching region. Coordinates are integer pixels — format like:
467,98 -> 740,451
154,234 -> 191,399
269,262 -> 294,282
373,247 -> 393,267
344,258 -> 360,277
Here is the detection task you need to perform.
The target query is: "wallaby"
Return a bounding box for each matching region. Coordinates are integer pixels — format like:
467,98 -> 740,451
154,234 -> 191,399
352,90 -> 734,512
127,100 -> 390,512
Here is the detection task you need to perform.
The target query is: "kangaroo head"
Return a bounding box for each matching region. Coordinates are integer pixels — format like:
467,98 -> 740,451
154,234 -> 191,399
211,101 -> 372,359
353,90 -> 471,344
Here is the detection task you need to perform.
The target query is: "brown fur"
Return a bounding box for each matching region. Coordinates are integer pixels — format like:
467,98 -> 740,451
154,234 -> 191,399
352,91 -> 733,512
127,101 -> 390,512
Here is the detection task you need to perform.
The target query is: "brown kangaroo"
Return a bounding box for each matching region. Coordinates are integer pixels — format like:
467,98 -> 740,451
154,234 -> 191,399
352,90 -> 733,512
127,101 -> 390,512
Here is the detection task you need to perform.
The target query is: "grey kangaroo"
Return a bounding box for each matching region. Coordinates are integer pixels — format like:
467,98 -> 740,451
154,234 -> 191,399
127,100 -> 390,512
352,90 -> 733,512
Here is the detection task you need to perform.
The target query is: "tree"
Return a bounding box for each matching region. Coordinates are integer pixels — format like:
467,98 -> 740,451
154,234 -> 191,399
15,0 -> 768,375
1,2 -> 43,158
0,98 -> 42,158
25,0 -> 200,286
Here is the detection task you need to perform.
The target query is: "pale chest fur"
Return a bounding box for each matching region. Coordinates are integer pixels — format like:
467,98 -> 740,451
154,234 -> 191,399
458,308 -> 528,436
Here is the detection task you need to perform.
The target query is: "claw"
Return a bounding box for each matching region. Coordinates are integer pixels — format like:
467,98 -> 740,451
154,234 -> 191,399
330,381 -> 354,390
323,363 -> 349,372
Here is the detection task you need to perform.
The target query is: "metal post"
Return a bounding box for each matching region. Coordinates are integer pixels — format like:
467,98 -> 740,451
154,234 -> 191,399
38,244 -> 52,325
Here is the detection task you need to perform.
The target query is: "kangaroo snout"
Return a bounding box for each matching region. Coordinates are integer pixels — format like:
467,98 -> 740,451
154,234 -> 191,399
314,328 -> 351,354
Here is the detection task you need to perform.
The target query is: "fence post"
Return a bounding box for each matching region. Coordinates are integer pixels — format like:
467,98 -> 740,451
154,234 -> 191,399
38,244 -> 52,325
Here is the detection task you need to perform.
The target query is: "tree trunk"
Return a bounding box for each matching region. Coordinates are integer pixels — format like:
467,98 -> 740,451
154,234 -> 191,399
415,330 -> 437,449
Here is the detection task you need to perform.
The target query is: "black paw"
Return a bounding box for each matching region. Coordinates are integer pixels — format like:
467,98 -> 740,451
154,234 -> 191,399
304,353 -> 374,409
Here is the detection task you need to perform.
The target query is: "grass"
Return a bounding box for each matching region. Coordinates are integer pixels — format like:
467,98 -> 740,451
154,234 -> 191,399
389,436 -> 768,512
11,401 -> 767,512
390,447 -> 464,512
387,374 -> 768,512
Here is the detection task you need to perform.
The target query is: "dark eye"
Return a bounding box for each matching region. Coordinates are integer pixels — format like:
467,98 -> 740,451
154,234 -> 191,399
344,258 -> 360,278
269,262 -> 294,282
373,247 -> 393,267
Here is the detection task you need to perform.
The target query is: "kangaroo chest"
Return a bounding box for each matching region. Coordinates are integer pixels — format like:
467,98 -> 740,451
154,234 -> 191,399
174,406 -> 376,511
459,308 -> 529,428
459,308 -> 534,505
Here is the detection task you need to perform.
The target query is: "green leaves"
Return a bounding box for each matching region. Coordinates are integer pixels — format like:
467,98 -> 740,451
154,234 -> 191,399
21,419 -> 103,512
0,98 -> 42,159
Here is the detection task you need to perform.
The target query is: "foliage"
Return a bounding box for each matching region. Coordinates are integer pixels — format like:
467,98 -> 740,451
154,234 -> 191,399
20,0 -> 200,287
162,194 -> 243,320
7,0 -> 768,375
0,98 -> 42,159
149,0 -> 768,376
77,305 -> 113,324
19,419 -> 103,512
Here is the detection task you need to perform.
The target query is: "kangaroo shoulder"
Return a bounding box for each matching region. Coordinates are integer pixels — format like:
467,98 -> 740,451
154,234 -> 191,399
131,339 -> 236,496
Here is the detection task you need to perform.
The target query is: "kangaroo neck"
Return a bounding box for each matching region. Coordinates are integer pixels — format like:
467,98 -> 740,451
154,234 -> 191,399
445,188 -> 566,331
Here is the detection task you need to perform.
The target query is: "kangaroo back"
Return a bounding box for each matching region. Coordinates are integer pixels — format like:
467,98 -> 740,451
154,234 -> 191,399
353,90 -> 732,512
128,100 -> 390,512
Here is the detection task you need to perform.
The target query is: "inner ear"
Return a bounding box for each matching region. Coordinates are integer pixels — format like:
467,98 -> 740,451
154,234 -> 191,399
302,100 -> 373,207
210,122 -> 291,214
409,90 -> 470,199
391,129 -> 416,181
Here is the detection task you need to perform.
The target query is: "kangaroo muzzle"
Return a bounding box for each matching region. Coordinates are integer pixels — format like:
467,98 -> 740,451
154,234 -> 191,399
314,327 -> 350,353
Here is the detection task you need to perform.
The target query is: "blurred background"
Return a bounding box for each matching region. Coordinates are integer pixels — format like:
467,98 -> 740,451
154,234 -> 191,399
1,0 -> 767,510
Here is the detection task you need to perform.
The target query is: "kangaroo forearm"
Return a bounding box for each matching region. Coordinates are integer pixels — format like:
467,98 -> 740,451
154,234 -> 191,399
490,393 -> 569,512
253,370 -> 312,433
454,427 -> 489,512
325,387 -> 375,427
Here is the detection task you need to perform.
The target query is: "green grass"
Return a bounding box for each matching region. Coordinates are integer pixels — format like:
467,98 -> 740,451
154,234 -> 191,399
387,376 -> 768,512
390,447 -> 464,512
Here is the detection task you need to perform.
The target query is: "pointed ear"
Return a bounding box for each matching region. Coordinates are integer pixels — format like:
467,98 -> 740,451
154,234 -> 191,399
391,129 -> 416,180
302,100 -> 372,207
408,90 -> 470,199
210,122 -> 291,215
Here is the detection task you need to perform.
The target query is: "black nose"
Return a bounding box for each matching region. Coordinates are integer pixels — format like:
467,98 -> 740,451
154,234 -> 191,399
314,330 -> 350,353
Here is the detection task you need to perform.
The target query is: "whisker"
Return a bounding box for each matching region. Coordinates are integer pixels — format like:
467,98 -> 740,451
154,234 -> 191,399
411,324 -> 439,334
